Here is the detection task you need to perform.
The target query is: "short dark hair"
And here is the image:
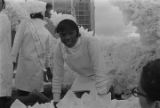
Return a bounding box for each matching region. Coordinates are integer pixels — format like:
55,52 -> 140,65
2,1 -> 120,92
46,3 -> 52,9
30,12 -> 44,20
55,19 -> 80,37
140,59 -> 160,102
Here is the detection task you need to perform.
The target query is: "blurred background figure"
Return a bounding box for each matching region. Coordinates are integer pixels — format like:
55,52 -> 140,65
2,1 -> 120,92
132,59 -> 160,108
0,0 -> 13,108
11,10 -> 52,105
44,2 -> 52,19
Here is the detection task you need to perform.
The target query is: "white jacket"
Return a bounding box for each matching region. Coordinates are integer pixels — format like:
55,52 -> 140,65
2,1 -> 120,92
0,11 -> 13,97
11,19 -> 54,92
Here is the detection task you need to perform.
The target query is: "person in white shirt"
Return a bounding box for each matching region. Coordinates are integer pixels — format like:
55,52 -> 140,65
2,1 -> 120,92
49,19 -> 113,106
0,0 -> 13,107
11,12 -> 52,105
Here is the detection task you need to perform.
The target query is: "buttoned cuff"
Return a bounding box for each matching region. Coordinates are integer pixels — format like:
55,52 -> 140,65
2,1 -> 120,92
53,92 -> 61,102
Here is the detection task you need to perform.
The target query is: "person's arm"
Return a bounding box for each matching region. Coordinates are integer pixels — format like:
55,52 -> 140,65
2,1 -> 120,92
88,37 -> 113,96
45,35 -> 57,68
44,36 -> 55,82
0,15 -> 6,43
11,21 -> 27,70
52,43 -> 65,102
45,36 -> 50,68
45,18 -> 56,38
44,36 -> 51,82
11,21 -> 26,63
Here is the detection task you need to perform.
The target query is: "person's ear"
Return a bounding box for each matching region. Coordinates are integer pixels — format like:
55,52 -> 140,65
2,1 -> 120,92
152,101 -> 160,108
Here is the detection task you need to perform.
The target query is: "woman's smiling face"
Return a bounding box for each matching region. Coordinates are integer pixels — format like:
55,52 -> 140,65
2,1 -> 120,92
59,30 -> 78,48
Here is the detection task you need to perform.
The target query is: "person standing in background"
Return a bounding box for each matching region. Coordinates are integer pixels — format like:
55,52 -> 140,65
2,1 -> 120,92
44,2 -> 58,39
11,12 -> 51,105
0,0 -> 13,107
44,3 -> 53,19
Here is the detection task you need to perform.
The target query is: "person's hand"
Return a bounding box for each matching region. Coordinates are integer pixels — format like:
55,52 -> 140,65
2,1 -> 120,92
121,89 -> 132,99
46,67 -> 52,81
53,101 -> 58,108
43,69 -> 48,82
43,72 -> 48,82
43,67 -> 52,82
98,92 -> 107,98
97,89 -> 110,99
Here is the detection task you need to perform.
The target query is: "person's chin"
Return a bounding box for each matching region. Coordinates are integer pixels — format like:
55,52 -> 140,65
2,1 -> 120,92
64,43 -> 74,48
66,44 -> 74,48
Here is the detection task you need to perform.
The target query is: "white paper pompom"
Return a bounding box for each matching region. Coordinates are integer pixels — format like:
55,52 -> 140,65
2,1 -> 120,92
50,12 -> 76,27
23,0 -> 46,14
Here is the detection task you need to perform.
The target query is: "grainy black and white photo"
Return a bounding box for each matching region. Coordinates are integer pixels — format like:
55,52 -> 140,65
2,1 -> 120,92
0,0 -> 159,108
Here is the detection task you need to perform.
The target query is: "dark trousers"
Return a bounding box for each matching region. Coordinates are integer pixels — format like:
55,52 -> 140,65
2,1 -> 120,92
14,89 -> 50,106
0,97 -> 13,108
15,89 -> 38,106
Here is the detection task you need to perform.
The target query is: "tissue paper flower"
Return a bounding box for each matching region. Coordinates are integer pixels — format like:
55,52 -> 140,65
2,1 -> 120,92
50,12 -> 76,27
5,1 -> 29,31
113,0 -> 160,46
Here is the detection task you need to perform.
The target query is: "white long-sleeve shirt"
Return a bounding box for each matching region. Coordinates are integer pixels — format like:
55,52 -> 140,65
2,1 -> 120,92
11,19 -> 54,92
0,11 -> 13,97
52,33 -> 113,100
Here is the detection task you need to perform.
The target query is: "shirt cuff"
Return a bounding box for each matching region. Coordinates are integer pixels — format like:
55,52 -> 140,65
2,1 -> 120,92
53,92 -> 61,102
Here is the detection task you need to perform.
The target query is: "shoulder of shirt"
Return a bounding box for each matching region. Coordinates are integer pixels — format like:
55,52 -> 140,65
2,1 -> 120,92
80,33 -> 91,39
55,39 -> 62,49
80,34 -> 97,45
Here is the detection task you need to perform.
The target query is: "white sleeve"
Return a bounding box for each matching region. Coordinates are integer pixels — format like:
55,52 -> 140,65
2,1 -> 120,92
0,14 -> 11,44
88,37 -> 113,95
11,21 -> 26,62
44,36 -> 50,68
52,42 -> 65,101
0,16 -> 5,43
46,36 -> 57,68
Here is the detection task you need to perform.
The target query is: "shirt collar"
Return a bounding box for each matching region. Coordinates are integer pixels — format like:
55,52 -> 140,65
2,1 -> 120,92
62,36 -> 82,54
